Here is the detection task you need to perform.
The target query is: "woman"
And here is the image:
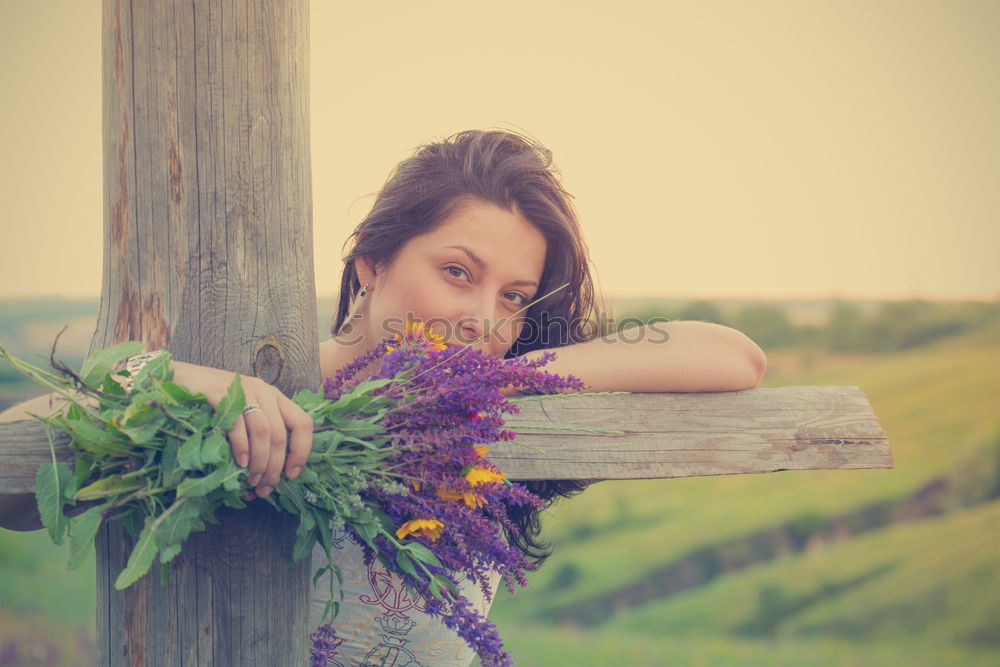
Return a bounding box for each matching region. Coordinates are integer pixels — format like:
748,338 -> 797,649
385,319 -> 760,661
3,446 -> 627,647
0,130 -> 765,665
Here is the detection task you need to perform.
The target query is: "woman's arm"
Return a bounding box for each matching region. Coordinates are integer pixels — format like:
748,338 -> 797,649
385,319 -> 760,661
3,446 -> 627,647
522,320 -> 766,393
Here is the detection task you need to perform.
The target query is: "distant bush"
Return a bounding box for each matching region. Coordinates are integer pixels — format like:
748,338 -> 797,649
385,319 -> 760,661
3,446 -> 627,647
677,300 -> 727,325
731,304 -> 797,348
616,298 -> 1000,352
546,562 -> 581,591
834,299 -> 1000,352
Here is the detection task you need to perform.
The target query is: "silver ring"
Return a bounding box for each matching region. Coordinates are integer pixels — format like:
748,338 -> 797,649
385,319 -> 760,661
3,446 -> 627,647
242,404 -> 263,416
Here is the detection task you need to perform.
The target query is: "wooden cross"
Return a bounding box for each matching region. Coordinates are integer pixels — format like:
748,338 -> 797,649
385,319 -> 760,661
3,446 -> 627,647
0,2 -> 892,664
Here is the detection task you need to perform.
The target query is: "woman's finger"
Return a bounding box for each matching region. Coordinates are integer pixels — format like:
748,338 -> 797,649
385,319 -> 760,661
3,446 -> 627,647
244,405 -> 272,488
228,416 -> 251,469
256,398 -> 289,497
279,396 -> 314,480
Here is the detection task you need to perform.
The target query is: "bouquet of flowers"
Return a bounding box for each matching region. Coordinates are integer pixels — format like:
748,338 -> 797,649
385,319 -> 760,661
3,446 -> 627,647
0,320 -> 586,667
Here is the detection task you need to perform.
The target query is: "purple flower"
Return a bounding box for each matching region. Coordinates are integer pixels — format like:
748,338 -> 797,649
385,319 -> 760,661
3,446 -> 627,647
309,623 -> 345,666
319,324 -> 585,666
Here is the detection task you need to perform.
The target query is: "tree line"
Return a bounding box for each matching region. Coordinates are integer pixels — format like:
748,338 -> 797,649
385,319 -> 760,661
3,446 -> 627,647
618,298 -> 1000,351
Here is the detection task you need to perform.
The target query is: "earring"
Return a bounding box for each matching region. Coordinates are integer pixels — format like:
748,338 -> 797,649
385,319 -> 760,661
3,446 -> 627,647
336,282 -> 371,337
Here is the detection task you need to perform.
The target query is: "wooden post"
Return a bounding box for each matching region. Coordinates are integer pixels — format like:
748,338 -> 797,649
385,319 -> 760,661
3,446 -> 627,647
97,0 -> 313,663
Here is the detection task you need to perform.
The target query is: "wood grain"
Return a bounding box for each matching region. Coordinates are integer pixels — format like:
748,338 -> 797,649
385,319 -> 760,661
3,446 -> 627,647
0,387 -> 892,493
492,385 -> 892,480
96,0 -> 313,663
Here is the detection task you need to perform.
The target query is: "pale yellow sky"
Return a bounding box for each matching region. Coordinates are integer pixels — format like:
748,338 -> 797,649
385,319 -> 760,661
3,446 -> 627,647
1,0 -> 998,301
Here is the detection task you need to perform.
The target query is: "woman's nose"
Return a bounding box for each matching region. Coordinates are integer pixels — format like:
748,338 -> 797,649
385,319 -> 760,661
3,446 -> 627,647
458,314 -> 486,344
455,296 -> 496,346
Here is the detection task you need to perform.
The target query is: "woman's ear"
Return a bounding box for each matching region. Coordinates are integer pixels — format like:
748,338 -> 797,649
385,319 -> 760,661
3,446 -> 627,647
355,255 -> 378,288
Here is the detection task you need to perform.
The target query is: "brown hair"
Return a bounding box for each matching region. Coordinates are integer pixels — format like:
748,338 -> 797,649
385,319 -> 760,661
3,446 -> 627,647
332,129 -> 601,563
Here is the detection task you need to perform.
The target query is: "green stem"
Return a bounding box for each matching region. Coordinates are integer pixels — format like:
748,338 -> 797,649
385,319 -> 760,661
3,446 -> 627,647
0,346 -> 102,421
103,487 -> 150,511
121,465 -> 158,480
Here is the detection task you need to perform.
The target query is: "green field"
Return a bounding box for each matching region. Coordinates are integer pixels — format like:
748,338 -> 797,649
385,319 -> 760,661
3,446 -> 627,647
479,325 -> 1000,665
1,310 -> 998,665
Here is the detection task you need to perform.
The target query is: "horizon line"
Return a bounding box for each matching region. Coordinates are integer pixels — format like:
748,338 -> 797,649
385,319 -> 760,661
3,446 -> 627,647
2,290 -> 998,304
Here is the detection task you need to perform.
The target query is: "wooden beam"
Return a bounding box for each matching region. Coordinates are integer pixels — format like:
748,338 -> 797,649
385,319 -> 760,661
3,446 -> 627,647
494,386 -> 891,480
0,386 -> 892,494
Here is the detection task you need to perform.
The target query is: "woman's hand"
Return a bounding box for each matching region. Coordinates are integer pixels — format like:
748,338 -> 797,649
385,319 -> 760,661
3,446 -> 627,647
169,360 -> 314,499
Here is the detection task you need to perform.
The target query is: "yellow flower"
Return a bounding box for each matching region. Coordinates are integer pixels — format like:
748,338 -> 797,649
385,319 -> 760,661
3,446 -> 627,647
436,486 -> 488,509
395,518 -> 445,541
474,446 -> 489,457
406,319 -> 428,336
465,466 -> 506,487
386,319 -> 448,353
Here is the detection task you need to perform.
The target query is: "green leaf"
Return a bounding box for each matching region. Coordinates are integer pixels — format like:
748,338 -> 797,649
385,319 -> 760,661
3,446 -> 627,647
159,380 -> 199,403
314,511 -> 333,555
129,353 -> 173,394
120,400 -> 166,443
403,541 -> 444,569
115,515 -> 160,589
100,371 -> 127,397
221,490 -> 247,510
311,565 -> 329,589
277,493 -> 299,516
323,599 -> 340,624
429,574 -> 458,601
122,510 -> 142,539
292,387 -> 324,406
276,481 -> 307,514
75,475 -> 144,501
334,418 -> 387,439
177,433 -> 203,470
353,519 -> 378,548
122,400 -> 158,425
59,418 -> 132,457
428,575 -> 442,601
35,462 -> 72,545
214,374 -> 246,431
68,504 -> 106,570
293,512 -> 317,562
395,550 -> 418,578
199,429 -> 227,466
296,465 -> 320,485
62,470 -> 79,504
80,341 -> 145,388
344,378 -> 395,397
154,498 -> 201,557
221,467 -> 243,492
159,438 -> 181,487
73,453 -> 97,494
176,462 -> 243,499
159,543 -> 182,564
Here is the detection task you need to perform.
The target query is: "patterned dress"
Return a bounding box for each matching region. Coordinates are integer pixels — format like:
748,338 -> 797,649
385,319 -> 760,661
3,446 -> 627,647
308,524 -> 502,667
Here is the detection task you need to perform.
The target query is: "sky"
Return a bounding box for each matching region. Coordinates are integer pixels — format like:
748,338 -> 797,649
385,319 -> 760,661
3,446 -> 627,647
0,0 -> 997,301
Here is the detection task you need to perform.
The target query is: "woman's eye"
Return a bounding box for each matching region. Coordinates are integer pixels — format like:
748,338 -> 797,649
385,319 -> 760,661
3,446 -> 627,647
504,292 -> 527,306
445,266 -> 469,281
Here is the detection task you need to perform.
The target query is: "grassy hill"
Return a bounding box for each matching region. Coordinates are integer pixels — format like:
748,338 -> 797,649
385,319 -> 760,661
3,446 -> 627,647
1,304 -> 997,664
481,324 -> 1000,665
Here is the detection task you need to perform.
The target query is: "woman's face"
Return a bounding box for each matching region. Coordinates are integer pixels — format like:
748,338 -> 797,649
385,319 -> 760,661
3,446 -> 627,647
356,198 -> 547,357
